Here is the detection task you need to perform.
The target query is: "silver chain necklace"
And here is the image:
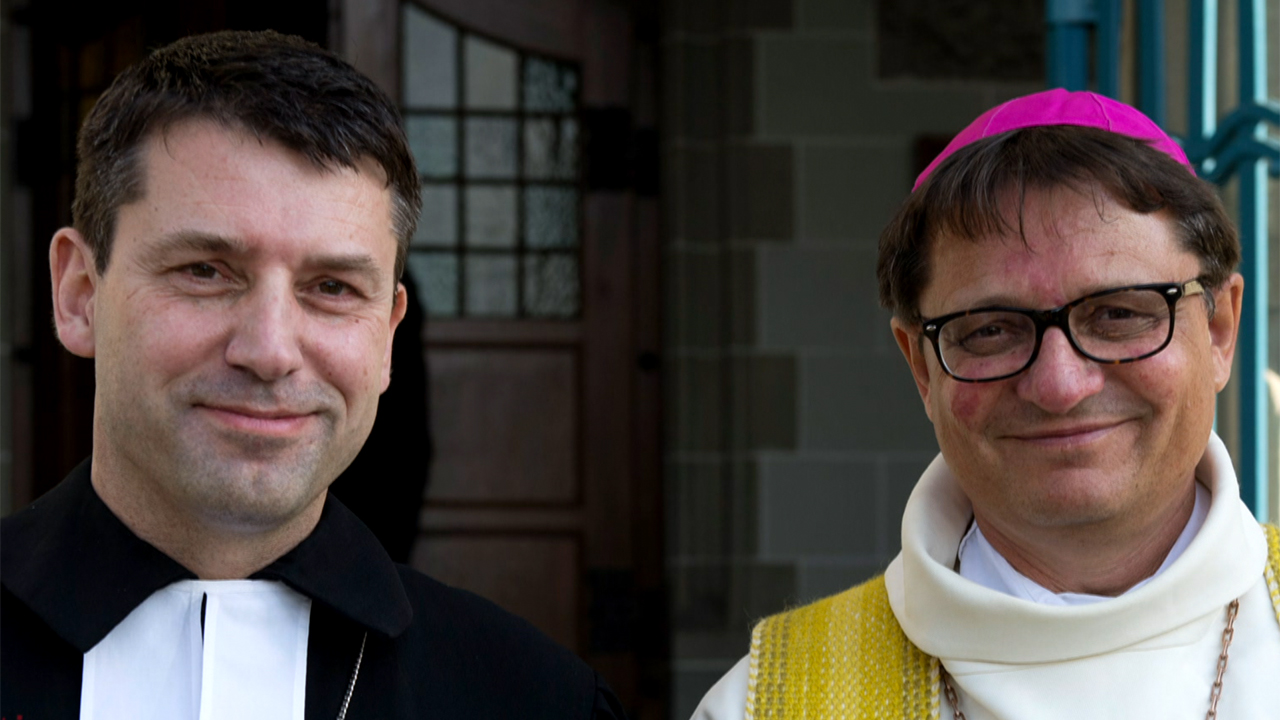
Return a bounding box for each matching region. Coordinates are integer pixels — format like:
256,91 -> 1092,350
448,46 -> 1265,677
334,631 -> 368,720
941,598 -> 1241,720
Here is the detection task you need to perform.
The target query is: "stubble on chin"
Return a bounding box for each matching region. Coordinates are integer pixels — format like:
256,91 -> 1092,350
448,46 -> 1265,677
133,379 -> 357,533
950,398 -> 1160,531
166,431 -> 336,532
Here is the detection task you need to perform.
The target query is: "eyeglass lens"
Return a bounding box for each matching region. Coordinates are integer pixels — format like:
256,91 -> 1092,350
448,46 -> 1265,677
937,288 -> 1174,381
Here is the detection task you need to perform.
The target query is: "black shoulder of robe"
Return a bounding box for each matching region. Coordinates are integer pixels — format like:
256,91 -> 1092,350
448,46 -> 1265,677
2,459 -> 625,720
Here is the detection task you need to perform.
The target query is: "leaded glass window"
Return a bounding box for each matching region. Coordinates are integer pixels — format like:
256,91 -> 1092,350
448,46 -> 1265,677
401,4 -> 582,319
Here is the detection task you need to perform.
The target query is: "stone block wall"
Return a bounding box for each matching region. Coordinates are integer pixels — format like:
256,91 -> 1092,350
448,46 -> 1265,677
661,1 -> 1040,716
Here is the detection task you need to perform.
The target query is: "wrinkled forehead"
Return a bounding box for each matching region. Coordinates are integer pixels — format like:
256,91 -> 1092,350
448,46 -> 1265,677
923,176 -> 1113,249
918,186 -> 1197,315
148,116 -> 392,182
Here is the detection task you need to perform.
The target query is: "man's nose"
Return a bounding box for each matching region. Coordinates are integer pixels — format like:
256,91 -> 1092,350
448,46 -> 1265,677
1014,327 -> 1105,413
224,284 -> 305,381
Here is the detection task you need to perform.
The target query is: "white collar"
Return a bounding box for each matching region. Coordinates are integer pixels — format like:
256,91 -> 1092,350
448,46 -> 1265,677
884,432 -> 1267,663
80,579 -> 311,720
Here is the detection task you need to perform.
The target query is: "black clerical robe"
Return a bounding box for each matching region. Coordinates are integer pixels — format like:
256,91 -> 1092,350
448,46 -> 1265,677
1,460 -> 624,719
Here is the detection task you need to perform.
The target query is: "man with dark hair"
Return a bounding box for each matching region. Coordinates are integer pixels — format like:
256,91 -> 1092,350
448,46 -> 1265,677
694,90 -> 1280,718
2,31 -> 621,719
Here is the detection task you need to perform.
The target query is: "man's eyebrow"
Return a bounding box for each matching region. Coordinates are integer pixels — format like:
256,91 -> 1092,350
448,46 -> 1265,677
148,230 -> 248,258
146,231 -> 386,285
302,253 -> 386,293
943,281 -> 1153,313
303,253 -> 387,289
925,294 -> 1024,317
305,253 -> 380,274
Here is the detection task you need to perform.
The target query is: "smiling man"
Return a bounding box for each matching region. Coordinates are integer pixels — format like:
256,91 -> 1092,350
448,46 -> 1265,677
1,31 -> 620,719
694,90 -> 1280,719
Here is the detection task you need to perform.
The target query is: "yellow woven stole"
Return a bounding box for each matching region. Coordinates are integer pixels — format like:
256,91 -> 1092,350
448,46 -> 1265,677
1266,524 -> 1280,630
746,575 -> 940,720
747,524 -> 1280,720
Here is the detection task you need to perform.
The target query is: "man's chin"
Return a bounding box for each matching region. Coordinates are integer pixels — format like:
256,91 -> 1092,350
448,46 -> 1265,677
186,482 -> 328,535
168,453 -> 333,531
1014,473 -> 1139,528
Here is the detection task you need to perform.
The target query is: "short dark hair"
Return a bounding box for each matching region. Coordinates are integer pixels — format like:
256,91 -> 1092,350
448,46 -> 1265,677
877,125 -> 1239,322
72,30 -> 421,280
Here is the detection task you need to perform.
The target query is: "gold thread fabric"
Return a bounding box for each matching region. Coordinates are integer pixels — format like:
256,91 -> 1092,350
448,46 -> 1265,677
1265,524 -> 1280,631
745,575 -> 939,720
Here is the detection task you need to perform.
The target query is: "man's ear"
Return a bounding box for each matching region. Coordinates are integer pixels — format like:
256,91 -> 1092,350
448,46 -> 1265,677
891,316 -> 935,422
50,227 -> 98,358
380,282 -> 409,392
1208,272 -> 1245,392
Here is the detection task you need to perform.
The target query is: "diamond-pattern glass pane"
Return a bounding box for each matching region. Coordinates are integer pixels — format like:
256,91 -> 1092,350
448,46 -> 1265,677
465,36 -> 517,110
402,7 -> 456,108
413,186 -> 457,248
523,58 -> 578,111
523,118 -> 577,180
406,115 -> 457,178
465,117 -> 517,179
465,254 -> 518,316
525,187 -> 578,249
524,254 -> 579,317
409,252 -> 458,317
465,186 -> 517,248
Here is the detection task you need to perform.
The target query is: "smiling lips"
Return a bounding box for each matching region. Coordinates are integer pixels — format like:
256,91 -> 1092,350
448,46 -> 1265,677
1008,420 -> 1128,448
199,404 -> 318,436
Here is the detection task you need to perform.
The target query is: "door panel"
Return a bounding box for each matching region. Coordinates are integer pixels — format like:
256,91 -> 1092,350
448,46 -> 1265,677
412,533 -> 581,650
428,348 -> 579,504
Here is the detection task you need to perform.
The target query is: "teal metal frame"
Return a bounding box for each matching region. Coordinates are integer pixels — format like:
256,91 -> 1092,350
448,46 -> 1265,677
1045,0 -> 1280,521
1046,0 -> 1093,91
1138,0 -> 1166,127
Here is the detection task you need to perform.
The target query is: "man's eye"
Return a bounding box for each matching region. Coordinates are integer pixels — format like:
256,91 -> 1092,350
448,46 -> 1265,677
317,280 -> 349,296
1096,306 -> 1138,321
186,263 -> 219,279
968,325 -> 1006,340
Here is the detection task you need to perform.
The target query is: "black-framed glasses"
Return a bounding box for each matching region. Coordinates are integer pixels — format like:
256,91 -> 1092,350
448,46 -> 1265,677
920,279 -> 1207,383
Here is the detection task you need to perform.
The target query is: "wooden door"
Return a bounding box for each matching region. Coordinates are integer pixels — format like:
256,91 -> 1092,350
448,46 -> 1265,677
342,1 -> 664,716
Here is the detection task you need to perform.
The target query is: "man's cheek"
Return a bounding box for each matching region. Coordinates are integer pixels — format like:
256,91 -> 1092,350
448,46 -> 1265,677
944,385 -> 989,428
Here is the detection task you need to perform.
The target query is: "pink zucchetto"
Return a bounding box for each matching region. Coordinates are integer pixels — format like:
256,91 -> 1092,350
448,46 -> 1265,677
913,88 -> 1193,191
